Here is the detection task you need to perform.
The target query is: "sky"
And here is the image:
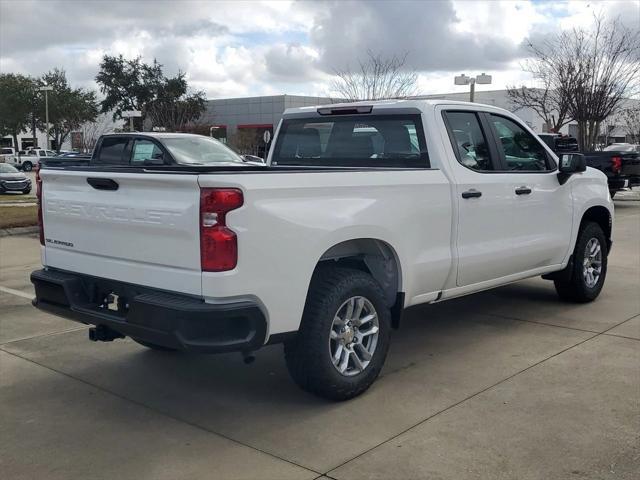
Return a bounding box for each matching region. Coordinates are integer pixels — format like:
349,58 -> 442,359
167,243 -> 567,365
0,0 -> 638,100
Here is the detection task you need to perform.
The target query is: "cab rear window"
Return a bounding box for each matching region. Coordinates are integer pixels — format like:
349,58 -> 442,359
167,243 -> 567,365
272,114 -> 429,168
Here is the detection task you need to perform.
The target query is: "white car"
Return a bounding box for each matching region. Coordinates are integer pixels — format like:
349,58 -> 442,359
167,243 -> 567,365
7,148 -> 57,171
31,100 -> 613,400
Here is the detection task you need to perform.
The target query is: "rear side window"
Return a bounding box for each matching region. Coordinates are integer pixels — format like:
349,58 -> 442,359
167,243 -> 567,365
95,137 -> 129,165
272,114 -> 429,168
443,111 -> 495,171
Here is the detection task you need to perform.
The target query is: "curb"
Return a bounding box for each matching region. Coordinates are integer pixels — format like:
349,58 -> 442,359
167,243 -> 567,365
0,225 -> 39,237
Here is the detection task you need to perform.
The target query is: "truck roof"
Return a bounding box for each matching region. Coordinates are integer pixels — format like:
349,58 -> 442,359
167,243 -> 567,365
283,98 -> 510,117
100,132 -> 204,138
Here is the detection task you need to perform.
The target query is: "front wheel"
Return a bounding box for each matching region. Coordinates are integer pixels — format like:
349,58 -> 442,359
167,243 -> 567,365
554,221 -> 608,302
22,188 -> 31,195
22,161 -> 33,172
284,266 -> 391,401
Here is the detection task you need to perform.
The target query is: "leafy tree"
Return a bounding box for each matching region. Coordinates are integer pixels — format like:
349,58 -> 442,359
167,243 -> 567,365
96,55 -> 205,131
147,74 -> 206,132
36,69 -> 99,152
0,73 -> 37,150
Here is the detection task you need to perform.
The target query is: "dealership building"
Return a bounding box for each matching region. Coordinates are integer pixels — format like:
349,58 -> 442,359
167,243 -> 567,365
3,91 -> 637,155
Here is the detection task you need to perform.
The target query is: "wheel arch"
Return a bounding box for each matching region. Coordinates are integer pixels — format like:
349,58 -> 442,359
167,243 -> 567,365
580,205 -> 612,252
313,238 -> 404,328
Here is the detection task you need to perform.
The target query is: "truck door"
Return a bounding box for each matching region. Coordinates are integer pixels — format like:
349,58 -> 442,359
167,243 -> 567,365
442,109 -> 522,286
484,113 -> 573,273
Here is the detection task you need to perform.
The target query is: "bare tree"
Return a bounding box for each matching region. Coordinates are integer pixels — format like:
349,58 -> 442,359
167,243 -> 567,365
524,15 -> 640,151
77,113 -> 114,153
507,83 -> 571,133
331,50 -> 418,101
620,104 -> 640,143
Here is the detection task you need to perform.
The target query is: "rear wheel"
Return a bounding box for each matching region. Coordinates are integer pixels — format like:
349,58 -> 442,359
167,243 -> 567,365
22,161 -> 33,172
284,266 -> 391,401
132,338 -> 177,352
554,221 -> 607,302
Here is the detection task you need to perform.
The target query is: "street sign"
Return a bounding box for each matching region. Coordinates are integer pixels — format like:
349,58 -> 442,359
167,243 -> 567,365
122,110 -> 142,117
263,130 -> 271,144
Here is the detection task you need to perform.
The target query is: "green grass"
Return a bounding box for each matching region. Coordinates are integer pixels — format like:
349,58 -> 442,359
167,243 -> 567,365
0,205 -> 37,228
0,194 -> 36,203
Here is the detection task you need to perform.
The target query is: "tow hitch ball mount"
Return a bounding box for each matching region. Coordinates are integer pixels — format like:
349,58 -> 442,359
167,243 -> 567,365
89,325 -> 125,342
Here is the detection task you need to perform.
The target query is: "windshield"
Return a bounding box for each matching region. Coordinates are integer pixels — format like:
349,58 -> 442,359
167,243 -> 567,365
161,136 -> 244,165
272,114 -> 428,168
0,164 -> 19,173
604,144 -> 634,152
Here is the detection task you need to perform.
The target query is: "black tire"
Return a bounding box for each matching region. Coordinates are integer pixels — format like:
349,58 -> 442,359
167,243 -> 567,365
22,161 -> 33,172
284,266 -> 392,401
554,221 -> 608,302
132,338 -> 178,352
23,188 -> 31,195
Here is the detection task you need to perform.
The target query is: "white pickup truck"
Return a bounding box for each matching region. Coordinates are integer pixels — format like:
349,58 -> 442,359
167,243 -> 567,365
31,100 -> 613,400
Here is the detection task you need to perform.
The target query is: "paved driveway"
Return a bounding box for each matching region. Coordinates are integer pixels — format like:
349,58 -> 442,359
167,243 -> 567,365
1,201 -> 638,480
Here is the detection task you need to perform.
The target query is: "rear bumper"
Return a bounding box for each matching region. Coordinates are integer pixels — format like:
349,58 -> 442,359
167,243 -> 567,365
31,269 -> 267,354
608,176 -> 640,191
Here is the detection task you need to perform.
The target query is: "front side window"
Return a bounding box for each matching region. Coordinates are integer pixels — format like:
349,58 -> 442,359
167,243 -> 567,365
272,114 -> 428,168
132,139 -> 164,164
490,114 -> 552,171
444,111 -> 494,171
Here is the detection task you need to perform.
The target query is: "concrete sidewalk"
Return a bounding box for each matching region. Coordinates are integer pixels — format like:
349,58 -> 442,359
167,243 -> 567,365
1,200 -> 638,480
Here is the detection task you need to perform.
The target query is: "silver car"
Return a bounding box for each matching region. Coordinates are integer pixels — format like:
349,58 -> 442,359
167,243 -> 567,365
0,164 -> 32,194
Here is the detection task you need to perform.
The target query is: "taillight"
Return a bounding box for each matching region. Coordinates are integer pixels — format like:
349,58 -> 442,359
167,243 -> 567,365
200,188 -> 243,271
35,165 -> 44,245
611,156 -> 622,174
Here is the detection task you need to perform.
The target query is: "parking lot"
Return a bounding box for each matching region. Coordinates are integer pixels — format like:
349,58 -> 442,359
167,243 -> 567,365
0,199 -> 638,480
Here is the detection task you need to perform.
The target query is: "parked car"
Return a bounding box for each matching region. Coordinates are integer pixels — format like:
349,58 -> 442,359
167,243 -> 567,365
31,101 -> 613,400
6,148 -> 58,171
0,147 -> 18,163
584,143 -> 640,197
537,133 -> 579,154
0,164 -> 32,194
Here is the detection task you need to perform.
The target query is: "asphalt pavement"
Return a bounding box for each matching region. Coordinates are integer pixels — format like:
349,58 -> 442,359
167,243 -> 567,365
0,199 -> 638,480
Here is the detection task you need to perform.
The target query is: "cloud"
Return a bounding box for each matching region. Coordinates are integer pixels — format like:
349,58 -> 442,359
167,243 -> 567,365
1,0 -> 637,99
264,43 -> 324,82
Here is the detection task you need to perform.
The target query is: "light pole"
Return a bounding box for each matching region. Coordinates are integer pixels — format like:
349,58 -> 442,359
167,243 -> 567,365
454,73 -> 492,102
39,85 -> 53,149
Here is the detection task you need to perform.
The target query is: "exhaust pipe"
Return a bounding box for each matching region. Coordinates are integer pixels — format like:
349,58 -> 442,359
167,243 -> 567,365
89,325 -> 125,342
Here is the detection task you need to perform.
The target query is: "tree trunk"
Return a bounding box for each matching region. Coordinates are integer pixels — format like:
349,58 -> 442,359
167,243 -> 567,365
577,120 -> 587,152
12,132 -> 19,151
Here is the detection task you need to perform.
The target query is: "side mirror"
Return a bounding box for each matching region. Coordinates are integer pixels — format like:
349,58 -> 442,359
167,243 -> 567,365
558,153 -> 585,185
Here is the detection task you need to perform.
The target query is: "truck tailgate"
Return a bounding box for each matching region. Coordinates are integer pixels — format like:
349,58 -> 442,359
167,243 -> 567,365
622,155 -> 640,176
40,169 -> 202,296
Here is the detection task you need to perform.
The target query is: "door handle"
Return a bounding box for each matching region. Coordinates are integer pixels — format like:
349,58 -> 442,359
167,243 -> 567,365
461,189 -> 482,199
515,186 -> 532,195
87,177 -> 119,191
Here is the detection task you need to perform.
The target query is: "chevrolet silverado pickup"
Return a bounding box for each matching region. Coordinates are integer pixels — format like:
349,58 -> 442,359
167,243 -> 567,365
31,100 -> 613,400
583,144 -> 640,197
